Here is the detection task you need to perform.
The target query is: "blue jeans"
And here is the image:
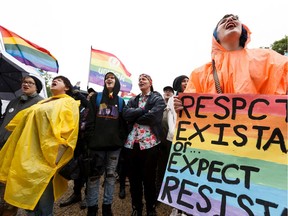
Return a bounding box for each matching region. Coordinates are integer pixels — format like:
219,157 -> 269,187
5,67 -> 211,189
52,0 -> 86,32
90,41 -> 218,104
26,179 -> 54,216
86,149 -> 121,206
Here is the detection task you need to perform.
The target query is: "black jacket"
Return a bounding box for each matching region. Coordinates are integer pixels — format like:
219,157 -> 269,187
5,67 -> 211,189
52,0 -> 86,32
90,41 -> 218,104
85,73 -> 128,150
0,94 -> 43,148
123,91 -> 166,142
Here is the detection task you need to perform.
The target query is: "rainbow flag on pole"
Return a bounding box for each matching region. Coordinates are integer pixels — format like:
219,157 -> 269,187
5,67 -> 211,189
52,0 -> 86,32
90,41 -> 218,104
0,25 -> 59,73
89,48 -> 132,92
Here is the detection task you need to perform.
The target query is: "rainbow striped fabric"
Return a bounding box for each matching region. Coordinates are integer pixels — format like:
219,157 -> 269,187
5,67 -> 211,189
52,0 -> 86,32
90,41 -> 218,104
160,93 -> 287,216
89,48 -> 132,92
0,25 -> 58,73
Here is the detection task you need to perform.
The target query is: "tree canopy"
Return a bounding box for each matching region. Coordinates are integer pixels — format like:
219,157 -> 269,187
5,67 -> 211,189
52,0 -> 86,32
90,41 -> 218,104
271,36 -> 287,55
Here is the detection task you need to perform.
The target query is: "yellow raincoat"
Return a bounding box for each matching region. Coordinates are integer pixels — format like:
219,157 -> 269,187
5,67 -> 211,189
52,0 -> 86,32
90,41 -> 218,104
185,24 -> 288,94
0,94 -> 79,210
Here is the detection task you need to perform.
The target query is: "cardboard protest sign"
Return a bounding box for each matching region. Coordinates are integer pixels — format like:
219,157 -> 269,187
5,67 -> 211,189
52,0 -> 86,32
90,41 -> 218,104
158,93 -> 287,216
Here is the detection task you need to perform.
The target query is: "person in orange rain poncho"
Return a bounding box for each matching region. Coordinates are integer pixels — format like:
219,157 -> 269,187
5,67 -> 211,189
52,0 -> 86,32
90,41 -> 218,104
171,14 -> 287,216
0,76 -> 79,215
176,14 -> 287,106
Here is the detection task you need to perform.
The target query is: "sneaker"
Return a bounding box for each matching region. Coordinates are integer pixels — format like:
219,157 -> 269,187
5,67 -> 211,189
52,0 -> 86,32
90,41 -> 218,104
170,208 -> 179,216
87,205 -> 98,216
147,209 -> 157,216
131,208 -> 142,216
59,193 -> 81,207
2,205 -> 18,216
0,203 -> 4,215
147,205 -> 157,216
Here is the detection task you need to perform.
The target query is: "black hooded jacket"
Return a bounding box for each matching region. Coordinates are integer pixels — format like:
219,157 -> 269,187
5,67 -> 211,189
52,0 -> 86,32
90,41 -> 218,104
85,72 -> 127,150
123,91 -> 166,142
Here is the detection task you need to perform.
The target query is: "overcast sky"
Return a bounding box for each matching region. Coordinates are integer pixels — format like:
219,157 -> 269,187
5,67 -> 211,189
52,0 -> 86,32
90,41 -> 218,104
1,0 -> 287,94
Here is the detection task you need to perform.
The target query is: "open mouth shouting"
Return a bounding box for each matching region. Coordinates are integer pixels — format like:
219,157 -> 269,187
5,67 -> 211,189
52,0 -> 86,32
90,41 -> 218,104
225,21 -> 237,30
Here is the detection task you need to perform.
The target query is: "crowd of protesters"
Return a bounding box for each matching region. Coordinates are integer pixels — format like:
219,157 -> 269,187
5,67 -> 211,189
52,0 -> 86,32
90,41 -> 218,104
0,13 -> 287,216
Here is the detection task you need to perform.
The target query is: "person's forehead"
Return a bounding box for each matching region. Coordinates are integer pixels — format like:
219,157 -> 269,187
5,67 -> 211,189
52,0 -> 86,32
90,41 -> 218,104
139,73 -> 152,79
217,15 -> 239,26
222,14 -> 237,19
23,77 -> 34,82
139,75 -> 149,79
164,89 -> 173,93
53,78 -> 63,81
106,74 -> 115,78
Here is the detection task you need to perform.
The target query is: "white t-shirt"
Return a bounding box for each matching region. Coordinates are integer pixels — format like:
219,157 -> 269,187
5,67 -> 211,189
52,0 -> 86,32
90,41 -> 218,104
166,96 -> 177,142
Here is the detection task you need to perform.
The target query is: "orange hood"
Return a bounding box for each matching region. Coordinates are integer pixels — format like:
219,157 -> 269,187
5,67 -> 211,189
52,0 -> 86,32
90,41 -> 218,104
185,24 -> 287,94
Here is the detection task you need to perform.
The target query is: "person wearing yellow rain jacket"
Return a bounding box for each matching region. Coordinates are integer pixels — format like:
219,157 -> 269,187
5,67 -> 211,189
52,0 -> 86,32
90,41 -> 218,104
0,75 -> 79,216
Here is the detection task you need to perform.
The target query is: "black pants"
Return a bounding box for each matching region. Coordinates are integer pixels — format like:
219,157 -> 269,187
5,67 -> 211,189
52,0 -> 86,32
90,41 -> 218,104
73,138 -> 87,195
73,178 -> 84,195
156,139 -> 172,196
124,143 -> 159,211
117,148 -> 128,190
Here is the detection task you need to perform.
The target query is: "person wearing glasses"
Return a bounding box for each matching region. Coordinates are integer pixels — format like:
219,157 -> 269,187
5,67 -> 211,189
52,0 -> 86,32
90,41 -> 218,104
0,76 -> 79,216
0,75 -> 43,148
0,75 -> 43,216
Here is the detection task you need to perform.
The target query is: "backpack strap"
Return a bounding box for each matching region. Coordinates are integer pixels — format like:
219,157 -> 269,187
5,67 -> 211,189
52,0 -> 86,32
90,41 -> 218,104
96,92 -> 103,108
96,92 -> 124,112
118,96 -> 124,112
212,60 -> 223,94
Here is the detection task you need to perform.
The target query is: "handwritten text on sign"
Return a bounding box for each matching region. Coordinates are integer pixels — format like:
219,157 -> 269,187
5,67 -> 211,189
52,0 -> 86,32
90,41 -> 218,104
159,94 -> 287,216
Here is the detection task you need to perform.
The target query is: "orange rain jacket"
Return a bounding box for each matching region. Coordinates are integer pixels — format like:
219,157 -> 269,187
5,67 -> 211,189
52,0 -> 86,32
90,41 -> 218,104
0,94 -> 79,210
185,24 -> 287,94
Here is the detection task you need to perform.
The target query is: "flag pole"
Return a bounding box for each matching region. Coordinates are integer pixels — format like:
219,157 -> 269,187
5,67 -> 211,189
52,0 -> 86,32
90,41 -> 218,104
87,46 -> 92,91
0,32 -> 5,51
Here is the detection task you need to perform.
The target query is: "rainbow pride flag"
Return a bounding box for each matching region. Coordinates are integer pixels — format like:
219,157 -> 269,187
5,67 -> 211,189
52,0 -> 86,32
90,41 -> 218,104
121,91 -> 137,103
0,25 -> 58,73
89,48 -> 132,92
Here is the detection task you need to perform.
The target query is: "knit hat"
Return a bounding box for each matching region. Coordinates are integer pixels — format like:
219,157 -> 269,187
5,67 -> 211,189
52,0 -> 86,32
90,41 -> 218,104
173,75 -> 188,94
29,75 -> 43,93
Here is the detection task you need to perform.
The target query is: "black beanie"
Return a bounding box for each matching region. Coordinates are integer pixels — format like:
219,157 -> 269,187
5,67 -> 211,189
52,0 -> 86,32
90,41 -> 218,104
29,75 -> 43,93
173,75 -> 188,94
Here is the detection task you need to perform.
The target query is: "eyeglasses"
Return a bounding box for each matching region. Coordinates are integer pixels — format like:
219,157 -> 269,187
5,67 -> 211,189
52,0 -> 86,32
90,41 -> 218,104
22,81 -> 35,86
